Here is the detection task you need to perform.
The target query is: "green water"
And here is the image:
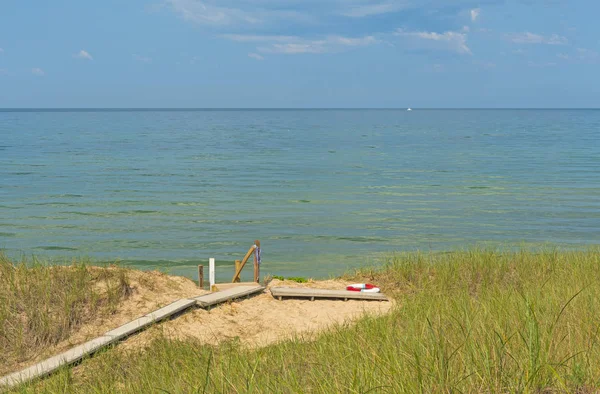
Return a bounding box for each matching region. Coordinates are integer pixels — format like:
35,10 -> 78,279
1,109 -> 599,281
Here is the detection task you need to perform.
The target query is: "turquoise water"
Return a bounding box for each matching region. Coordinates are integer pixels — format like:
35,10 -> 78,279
1,109 -> 599,281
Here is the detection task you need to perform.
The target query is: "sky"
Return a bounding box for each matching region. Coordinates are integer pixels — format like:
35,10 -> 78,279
0,0 -> 599,108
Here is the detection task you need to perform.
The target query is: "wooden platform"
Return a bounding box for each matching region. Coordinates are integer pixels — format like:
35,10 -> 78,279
270,287 -> 388,301
212,282 -> 261,292
193,285 -> 265,308
0,285 -> 265,390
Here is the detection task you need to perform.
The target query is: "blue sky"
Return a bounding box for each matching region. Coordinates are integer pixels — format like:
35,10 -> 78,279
0,0 -> 599,107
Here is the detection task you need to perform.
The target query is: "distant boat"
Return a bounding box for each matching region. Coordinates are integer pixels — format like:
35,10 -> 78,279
407,108 -> 412,111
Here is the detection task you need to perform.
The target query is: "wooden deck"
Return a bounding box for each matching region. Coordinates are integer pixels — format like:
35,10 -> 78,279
0,285 -> 265,390
270,287 -> 388,301
212,282 -> 261,292
193,285 -> 265,308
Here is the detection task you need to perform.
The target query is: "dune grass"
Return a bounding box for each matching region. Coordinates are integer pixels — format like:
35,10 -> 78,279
8,248 -> 600,393
0,253 -> 132,376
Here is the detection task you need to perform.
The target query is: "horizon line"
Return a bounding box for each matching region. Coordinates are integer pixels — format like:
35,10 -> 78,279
1,107 -> 600,111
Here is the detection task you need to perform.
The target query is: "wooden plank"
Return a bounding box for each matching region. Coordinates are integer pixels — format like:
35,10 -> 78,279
213,282 -> 260,292
198,265 -> 204,288
104,298 -> 197,341
0,287 -> 266,390
1,298 -> 199,389
193,285 -> 264,308
232,244 -> 257,282
270,287 -> 388,301
0,335 -> 114,389
234,260 -> 241,283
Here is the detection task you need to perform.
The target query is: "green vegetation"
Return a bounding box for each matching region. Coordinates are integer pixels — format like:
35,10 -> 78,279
0,253 -> 131,376
7,248 -> 600,393
286,276 -> 308,283
272,275 -> 309,283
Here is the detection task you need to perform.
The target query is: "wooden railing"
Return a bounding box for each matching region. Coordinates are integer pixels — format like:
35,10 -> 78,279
232,240 -> 261,283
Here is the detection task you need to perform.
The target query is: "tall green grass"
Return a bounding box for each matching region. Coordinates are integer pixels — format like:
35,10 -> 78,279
0,253 -> 131,375
12,249 -> 600,393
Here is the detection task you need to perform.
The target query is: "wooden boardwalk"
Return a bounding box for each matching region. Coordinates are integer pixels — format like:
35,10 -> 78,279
0,285 -> 264,390
211,282 -> 262,292
270,287 -> 388,302
193,285 -> 265,308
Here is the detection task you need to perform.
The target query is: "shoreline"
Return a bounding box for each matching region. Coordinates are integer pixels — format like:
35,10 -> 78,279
3,243 -> 598,283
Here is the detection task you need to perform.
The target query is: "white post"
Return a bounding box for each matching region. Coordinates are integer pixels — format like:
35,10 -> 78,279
209,258 -> 215,291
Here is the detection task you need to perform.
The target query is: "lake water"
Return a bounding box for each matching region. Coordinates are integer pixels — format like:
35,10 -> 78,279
1,109 -> 599,281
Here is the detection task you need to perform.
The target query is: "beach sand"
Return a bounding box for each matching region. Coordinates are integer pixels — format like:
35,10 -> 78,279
5,271 -> 392,376
121,278 -> 393,351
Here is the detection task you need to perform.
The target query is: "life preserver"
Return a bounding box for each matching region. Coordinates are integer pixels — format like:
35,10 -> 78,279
346,283 -> 381,293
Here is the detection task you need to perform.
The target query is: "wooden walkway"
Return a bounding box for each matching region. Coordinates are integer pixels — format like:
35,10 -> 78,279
0,285 -> 264,390
193,285 -> 265,308
270,287 -> 388,301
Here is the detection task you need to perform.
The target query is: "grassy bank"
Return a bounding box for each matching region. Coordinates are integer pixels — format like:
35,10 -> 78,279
8,248 -> 600,393
0,253 -> 132,376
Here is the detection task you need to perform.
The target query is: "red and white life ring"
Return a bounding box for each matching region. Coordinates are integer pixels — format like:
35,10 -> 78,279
346,283 -> 381,293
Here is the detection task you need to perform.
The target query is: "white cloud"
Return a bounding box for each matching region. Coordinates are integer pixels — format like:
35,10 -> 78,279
263,36 -> 378,54
227,27 -> 472,56
167,0 -> 309,26
0,68 -> 7,75
545,34 -> 568,45
0,48 -> 3,54
557,53 -> 569,60
326,35 -> 378,47
31,68 -> 45,76
222,34 -> 297,43
168,0 -> 260,25
164,0 -> 489,61
248,52 -> 264,60
224,34 -> 379,55
167,0 -> 414,26
132,54 -> 152,63
74,49 -> 93,60
341,2 -> 409,18
395,29 -> 471,54
262,43 -> 322,54
508,32 -> 568,45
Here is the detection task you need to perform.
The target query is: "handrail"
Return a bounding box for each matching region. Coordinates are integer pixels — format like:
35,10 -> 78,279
232,240 -> 261,283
